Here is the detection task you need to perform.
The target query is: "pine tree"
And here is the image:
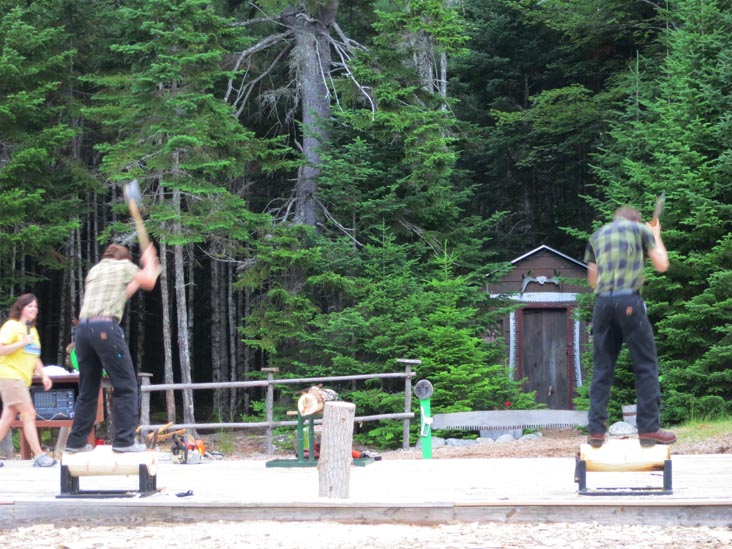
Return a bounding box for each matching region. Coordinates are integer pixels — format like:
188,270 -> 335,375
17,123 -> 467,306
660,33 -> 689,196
0,3 -> 81,297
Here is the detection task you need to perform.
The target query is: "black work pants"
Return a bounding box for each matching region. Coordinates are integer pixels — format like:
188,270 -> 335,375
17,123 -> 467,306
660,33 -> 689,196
588,293 -> 661,435
67,320 -> 139,448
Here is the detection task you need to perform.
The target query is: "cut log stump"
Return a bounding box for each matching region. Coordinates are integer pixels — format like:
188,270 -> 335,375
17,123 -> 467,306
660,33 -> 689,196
318,401 -> 356,499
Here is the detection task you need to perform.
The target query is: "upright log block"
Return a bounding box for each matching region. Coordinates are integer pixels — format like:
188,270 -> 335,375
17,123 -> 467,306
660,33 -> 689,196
318,401 -> 356,499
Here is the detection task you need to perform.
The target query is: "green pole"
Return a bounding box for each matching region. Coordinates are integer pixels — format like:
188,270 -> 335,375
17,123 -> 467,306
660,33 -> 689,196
420,397 -> 432,459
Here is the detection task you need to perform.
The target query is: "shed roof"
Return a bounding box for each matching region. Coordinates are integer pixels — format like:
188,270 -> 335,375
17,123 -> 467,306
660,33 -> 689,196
510,245 -> 587,270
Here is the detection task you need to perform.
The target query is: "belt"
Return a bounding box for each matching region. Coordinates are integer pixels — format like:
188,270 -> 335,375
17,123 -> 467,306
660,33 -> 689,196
80,316 -> 118,323
597,289 -> 639,297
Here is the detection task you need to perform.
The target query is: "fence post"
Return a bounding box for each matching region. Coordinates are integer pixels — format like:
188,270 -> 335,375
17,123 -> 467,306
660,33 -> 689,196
138,372 -> 153,426
262,367 -> 279,454
397,358 -> 421,450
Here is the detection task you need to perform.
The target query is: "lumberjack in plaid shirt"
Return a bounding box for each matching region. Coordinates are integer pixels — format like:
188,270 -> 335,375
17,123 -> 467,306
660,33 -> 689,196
66,243 -> 159,454
583,206 -> 675,449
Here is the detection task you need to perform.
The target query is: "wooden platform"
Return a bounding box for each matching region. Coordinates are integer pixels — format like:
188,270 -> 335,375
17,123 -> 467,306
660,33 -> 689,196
2,454 -> 732,527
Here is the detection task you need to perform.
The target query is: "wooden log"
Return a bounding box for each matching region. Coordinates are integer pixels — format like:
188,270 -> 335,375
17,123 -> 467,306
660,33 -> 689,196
580,439 -> 670,472
61,445 -> 157,477
297,385 -> 339,416
318,401 -> 356,499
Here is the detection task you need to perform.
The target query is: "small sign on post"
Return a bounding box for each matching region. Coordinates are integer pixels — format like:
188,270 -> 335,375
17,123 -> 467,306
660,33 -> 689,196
317,401 -> 356,499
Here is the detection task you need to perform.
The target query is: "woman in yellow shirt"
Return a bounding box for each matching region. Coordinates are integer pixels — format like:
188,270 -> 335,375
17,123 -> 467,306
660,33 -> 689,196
0,294 -> 56,467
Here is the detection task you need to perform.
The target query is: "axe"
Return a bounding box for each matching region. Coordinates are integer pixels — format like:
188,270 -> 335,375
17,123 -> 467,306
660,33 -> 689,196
650,192 -> 665,226
123,179 -> 151,250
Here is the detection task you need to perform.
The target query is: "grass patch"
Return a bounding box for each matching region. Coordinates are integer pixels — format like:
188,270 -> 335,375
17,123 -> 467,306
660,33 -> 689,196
674,417 -> 732,443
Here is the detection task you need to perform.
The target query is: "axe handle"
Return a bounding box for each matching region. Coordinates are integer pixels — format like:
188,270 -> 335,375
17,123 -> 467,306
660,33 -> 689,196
128,198 -> 151,250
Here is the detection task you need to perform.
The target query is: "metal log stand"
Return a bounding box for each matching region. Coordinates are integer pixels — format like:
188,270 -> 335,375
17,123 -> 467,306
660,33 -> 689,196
266,411 -> 374,468
59,463 -> 157,498
266,412 -> 318,468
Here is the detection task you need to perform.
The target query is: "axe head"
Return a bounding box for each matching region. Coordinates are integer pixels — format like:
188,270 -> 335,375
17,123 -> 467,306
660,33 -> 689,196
650,192 -> 665,226
123,179 -> 142,205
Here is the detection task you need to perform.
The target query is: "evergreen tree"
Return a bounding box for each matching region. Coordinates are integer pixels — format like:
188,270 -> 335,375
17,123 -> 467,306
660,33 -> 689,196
0,2 -> 81,297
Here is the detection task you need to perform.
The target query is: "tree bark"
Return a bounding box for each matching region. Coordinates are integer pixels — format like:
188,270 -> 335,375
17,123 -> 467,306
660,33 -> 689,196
317,401 -> 355,499
159,239 -> 176,423
173,186 -> 196,434
227,263 -> 238,420
211,253 -> 223,416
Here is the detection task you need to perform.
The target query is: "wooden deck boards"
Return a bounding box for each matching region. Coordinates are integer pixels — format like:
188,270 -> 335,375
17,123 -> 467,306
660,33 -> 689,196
2,454 -> 732,527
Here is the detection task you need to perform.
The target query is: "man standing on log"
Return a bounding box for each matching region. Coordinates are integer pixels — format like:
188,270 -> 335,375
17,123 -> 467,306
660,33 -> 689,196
584,205 -> 676,448
65,243 -> 160,454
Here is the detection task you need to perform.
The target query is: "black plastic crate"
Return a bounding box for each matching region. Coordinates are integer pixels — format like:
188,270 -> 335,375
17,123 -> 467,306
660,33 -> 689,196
31,388 -> 75,420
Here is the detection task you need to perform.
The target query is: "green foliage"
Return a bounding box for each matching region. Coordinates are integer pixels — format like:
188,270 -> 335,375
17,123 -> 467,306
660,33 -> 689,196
0,2 -> 84,290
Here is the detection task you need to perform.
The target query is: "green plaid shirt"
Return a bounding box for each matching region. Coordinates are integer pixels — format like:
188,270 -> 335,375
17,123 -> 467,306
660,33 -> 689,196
79,258 -> 139,322
584,219 -> 656,294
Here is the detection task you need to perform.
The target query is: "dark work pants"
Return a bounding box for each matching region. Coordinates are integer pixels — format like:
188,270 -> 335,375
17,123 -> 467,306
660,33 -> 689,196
66,320 -> 139,448
588,293 -> 661,435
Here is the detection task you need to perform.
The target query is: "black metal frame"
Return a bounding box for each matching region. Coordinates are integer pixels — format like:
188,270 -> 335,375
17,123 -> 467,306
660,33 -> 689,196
575,458 -> 673,496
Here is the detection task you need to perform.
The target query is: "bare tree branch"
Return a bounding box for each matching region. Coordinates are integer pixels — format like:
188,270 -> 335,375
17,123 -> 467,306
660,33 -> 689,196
315,198 -> 363,247
225,31 -> 293,104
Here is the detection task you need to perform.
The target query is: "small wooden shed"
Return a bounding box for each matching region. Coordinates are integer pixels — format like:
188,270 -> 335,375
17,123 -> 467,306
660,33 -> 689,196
487,245 -> 591,410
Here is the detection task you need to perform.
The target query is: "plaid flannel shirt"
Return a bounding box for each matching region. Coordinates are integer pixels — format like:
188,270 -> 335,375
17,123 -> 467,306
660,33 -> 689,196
584,219 -> 656,294
79,258 -> 140,322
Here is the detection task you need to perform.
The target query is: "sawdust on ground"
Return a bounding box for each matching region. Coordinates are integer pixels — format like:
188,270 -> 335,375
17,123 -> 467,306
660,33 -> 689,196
3,429 -> 732,548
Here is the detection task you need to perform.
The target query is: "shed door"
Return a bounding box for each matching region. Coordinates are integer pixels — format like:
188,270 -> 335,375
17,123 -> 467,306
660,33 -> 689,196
520,308 -> 570,409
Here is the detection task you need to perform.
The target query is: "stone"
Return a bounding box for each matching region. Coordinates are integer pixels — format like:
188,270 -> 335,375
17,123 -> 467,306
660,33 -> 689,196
608,421 -> 638,436
495,433 -> 516,443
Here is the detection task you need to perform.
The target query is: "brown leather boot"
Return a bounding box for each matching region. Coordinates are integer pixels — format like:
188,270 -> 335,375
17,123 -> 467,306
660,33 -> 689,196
639,429 -> 677,447
587,433 -> 605,448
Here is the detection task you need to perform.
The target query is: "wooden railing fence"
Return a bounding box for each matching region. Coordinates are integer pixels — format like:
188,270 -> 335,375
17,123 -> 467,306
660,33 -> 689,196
137,359 -> 420,452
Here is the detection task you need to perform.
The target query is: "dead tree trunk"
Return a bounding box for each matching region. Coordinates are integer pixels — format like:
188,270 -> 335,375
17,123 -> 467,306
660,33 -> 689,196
211,253 -> 224,417
173,187 -> 196,435
284,3 -> 338,227
159,238 -> 176,422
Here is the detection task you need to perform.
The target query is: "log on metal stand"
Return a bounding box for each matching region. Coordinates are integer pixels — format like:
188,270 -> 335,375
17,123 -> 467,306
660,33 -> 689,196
318,401 -> 356,499
298,385 -> 339,416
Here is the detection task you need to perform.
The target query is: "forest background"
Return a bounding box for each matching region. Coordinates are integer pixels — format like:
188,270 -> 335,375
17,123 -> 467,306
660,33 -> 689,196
1,0 -> 731,448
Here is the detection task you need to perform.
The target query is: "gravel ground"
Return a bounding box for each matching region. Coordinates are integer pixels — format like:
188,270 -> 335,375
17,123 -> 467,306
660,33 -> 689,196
4,520 -> 732,548
4,429 -> 732,547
